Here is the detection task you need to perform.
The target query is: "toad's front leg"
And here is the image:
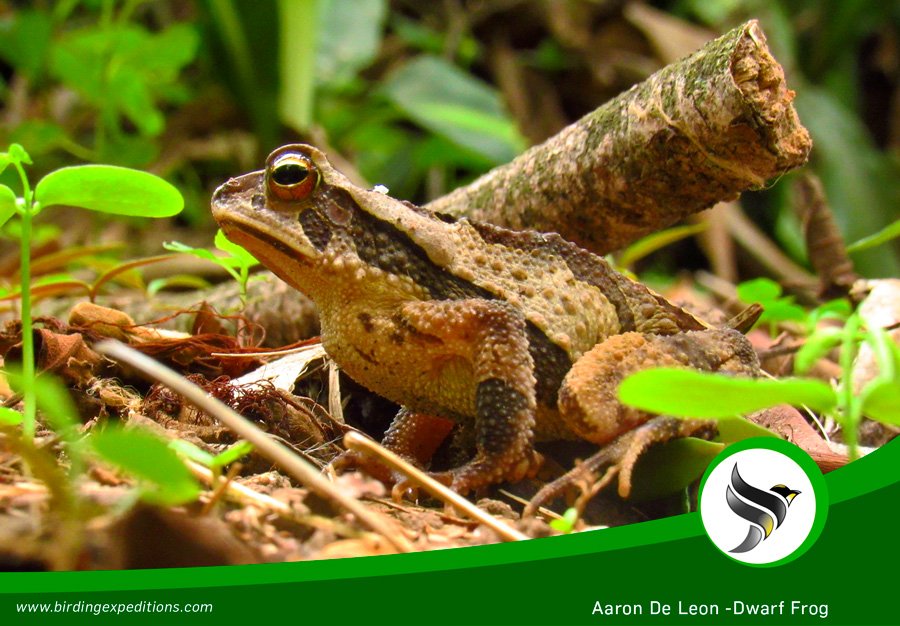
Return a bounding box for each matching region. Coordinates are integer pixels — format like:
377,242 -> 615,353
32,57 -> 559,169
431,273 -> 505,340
385,298 -> 543,494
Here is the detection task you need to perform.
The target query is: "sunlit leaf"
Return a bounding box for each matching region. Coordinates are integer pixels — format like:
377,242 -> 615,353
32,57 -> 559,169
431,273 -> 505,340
211,440 -> 254,469
846,219 -> 900,254
0,10 -> 53,79
0,186 -> 18,227
384,56 -> 525,164
736,277 -> 783,302
146,275 -> 212,296
316,0 -> 387,83
616,223 -> 707,269
91,426 -> 201,505
0,407 -> 24,426
215,229 -> 258,266
859,328 -> 900,424
35,165 -> 183,217
4,371 -> 78,436
169,439 -> 215,466
549,507 -> 578,534
716,416 -> 780,443
618,369 -> 838,418
629,438 -> 723,501
861,379 -> 900,425
8,143 -> 32,165
795,328 -> 843,374
806,299 -> 852,333
278,0 -> 319,132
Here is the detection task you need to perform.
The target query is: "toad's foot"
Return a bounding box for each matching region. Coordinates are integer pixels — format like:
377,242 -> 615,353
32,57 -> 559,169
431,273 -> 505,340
523,416 -> 715,518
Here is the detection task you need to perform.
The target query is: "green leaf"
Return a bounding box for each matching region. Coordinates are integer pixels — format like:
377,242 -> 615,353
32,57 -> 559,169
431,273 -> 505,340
616,223 -> 707,269
383,56 -> 525,164
169,439 -> 215,466
35,165 -> 183,217
111,70 -> 165,136
5,371 -> 78,435
715,416 -> 780,443
795,328 -> 843,374
859,327 -> 900,424
629,438 -> 724,501
33,375 -> 80,436
50,24 -> 199,138
277,0 -> 319,132
8,143 -> 32,165
763,300 -> 807,323
806,299 -> 852,333
146,275 -> 212,296
0,10 -> 53,80
90,426 -> 200,505
860,379 -> 900,425
549,507 -> 578,534
0,407 -> 24,426
316,0 -> 387,84
618,369 -> 838,418
214,229 -> 258,266
846,219 -> 900,254
211,440 -> 254,469
736,278 -> 806,325
736,277 -> 783,302
0,185 -> 18,227
164,240 -> 236,270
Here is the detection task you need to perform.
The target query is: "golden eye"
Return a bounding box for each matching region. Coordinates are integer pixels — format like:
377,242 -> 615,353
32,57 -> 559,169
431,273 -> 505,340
266,150 -> 318,201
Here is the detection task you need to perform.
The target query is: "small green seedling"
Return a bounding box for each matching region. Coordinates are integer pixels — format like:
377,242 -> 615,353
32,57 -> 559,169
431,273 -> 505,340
1,143 -> 183,439
4,371 -> 199,508
736,278 -> 806,335
170,439 -> 254,480
164,230 -> 259,304
549,507 -> 579,534
90,426 -> 201,506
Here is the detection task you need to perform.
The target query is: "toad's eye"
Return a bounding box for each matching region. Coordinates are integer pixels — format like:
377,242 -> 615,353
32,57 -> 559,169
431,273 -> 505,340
266,152 -> 318,201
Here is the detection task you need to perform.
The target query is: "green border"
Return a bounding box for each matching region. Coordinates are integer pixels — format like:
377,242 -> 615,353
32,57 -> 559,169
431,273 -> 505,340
0,437 -> 895,594
697,437 -> 829,568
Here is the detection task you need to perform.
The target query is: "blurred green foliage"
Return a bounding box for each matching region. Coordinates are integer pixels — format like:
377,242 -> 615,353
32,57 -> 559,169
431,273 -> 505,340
0,0 -> 896,276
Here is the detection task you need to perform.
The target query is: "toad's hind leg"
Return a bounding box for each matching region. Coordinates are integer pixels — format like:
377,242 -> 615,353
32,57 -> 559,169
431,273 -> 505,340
526,328 -> 758,516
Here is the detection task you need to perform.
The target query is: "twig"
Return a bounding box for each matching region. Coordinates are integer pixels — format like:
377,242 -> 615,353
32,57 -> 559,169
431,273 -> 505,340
186,459 -> 293,515
95,340 -> 413,554
344,431 -> 529,542
427,20 -> 811,255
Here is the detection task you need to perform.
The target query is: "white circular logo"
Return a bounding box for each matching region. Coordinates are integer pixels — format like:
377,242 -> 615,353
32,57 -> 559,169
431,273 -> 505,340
700,444 -> 824,566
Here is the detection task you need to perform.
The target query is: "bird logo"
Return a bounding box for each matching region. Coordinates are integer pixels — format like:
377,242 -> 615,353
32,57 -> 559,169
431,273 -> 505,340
725,464 -> 801,553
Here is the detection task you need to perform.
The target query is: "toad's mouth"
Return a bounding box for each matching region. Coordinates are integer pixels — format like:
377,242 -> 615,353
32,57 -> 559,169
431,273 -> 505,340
216,217 -> 319,282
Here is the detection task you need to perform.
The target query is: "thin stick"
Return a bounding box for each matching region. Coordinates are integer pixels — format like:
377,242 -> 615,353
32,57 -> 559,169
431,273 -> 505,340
343,431 -> 529,542
186,460 -> 293,515
95,340 -> 412,554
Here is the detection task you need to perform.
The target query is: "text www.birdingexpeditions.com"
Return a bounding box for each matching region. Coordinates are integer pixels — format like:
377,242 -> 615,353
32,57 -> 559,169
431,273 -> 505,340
13,599 -> 214,616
